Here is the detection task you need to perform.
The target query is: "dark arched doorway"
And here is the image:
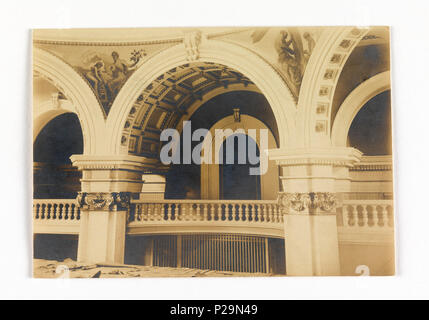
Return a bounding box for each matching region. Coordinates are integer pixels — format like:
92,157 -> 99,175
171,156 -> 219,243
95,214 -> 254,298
219,134 -> 261,200
348,90 -> 392,155
33,113 -> 83,199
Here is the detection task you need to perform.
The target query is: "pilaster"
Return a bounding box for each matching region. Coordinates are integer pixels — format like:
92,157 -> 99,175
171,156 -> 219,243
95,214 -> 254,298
70,154 -> 158,264
269,147 -> 362,276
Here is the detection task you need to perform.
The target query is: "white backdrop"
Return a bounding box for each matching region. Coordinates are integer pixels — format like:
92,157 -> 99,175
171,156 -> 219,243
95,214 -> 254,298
1,0 -> 428,299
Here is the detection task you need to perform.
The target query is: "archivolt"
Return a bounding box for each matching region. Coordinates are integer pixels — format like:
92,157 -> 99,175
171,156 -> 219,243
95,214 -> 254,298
33,48 -> 105,154
331,71 -> 391,147
106,38 -> 297,155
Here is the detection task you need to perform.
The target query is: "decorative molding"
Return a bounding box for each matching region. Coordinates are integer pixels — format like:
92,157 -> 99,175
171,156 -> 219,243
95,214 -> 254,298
331,71 -> 391,147
268,147 -> 362,167
183,30 -> 202,61
350,163 -> 392,171
278,192 -> 338,214
77,192 -> 131,211
33,39 -> 182,47
106,39 -> 296,154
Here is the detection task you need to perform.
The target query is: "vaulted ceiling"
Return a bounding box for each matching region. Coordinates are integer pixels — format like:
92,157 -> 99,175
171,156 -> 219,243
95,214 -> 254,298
124,62 -> 258,157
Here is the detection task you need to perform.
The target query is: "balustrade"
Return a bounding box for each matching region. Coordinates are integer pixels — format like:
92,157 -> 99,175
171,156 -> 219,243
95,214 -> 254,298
33,199 -> 80,222
341,200 -> 393,229
129,200 -> 282,225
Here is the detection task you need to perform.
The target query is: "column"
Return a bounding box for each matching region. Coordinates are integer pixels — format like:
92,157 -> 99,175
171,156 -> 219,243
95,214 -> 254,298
71,154 -> 158,264
269,147 -> 362,276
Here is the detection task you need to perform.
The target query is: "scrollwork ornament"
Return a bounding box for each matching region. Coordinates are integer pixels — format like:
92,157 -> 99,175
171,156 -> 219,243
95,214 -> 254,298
114,192 -> 132,210
84,193 -> 115,210
315,192 -> 337,212
76,192 -> 132,211
278,192 -> 338,214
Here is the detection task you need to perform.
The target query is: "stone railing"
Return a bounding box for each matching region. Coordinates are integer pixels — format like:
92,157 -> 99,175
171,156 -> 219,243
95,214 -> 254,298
129,199 -> 282,223
33,199 -> 80,234
340,200 -> 394,229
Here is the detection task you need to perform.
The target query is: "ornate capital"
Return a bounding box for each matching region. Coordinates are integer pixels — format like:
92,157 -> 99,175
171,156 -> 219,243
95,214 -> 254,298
184,30 -> 202,61
77,192 -> 132,211
278,192 -> 338,214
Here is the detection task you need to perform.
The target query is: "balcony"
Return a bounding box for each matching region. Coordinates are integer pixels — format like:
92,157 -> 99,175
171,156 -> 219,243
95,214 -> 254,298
33,199 -> 80,234
128,199 -> 284,238
32,198 -> 394,243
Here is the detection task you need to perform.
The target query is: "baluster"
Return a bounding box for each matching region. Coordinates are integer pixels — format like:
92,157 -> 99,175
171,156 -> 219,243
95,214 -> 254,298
362,205 -> 368,227
59,204 -> 63,220
273,205 -> 278,223
47,204 -> 52,219
215,204 -> 220,221
278,205 -> 283,223
269,205 -> 274,222
382,205 -> 389,228
148,204 -> 152,221
157,203 -> 163,221
203,204 -> 208,221
181,203 -> 187,221
70,204 -> 75,220
246,204 -> 251,222
209,204 -> 214,221
352,205 -> 359,227
196,204 -> 201,221
255,204 -> 260,222
167,204 -> 172,221
238,204 -> 243,221
52,204 -> 57,220
263,205 -> 268,222
33,204 -> 38,219
64,204 -> 69,220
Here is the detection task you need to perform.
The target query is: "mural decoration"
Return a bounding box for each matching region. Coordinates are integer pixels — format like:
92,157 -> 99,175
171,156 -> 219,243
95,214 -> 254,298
76,49 -> 146,114
34,41 -> 179,117
251,28 -> 316,97
216,27 -> 319,100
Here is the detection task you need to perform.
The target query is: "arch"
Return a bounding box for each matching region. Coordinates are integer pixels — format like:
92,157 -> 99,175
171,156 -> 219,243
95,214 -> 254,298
106,38 -> 296,154
331,71 -> 391,147
296,27 -> 370,148
200,115 -> 279,200
33,100 -> 75,143
33,48 -> 105,154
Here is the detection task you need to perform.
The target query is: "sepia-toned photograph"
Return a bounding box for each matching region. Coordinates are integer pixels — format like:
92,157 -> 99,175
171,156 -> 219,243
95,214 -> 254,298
32,26 -> 394,278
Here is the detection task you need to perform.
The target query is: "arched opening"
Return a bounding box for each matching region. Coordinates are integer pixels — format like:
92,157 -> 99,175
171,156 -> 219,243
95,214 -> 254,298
347,90 -> 391,155
163,91 -> 279,200
219,134 -> 261,200
33,113 -> 83,199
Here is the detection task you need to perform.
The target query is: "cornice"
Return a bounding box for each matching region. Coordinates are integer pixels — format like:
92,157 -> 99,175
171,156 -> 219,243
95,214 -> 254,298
70,154 -> 160,171
33,38 -> 182,47
268,147 -> 362,167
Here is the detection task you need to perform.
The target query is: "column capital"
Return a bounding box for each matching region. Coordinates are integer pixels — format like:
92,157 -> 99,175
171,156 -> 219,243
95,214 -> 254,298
278,192 -> 338,215
268,147 -> 362,167
77,191 -> 131,211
